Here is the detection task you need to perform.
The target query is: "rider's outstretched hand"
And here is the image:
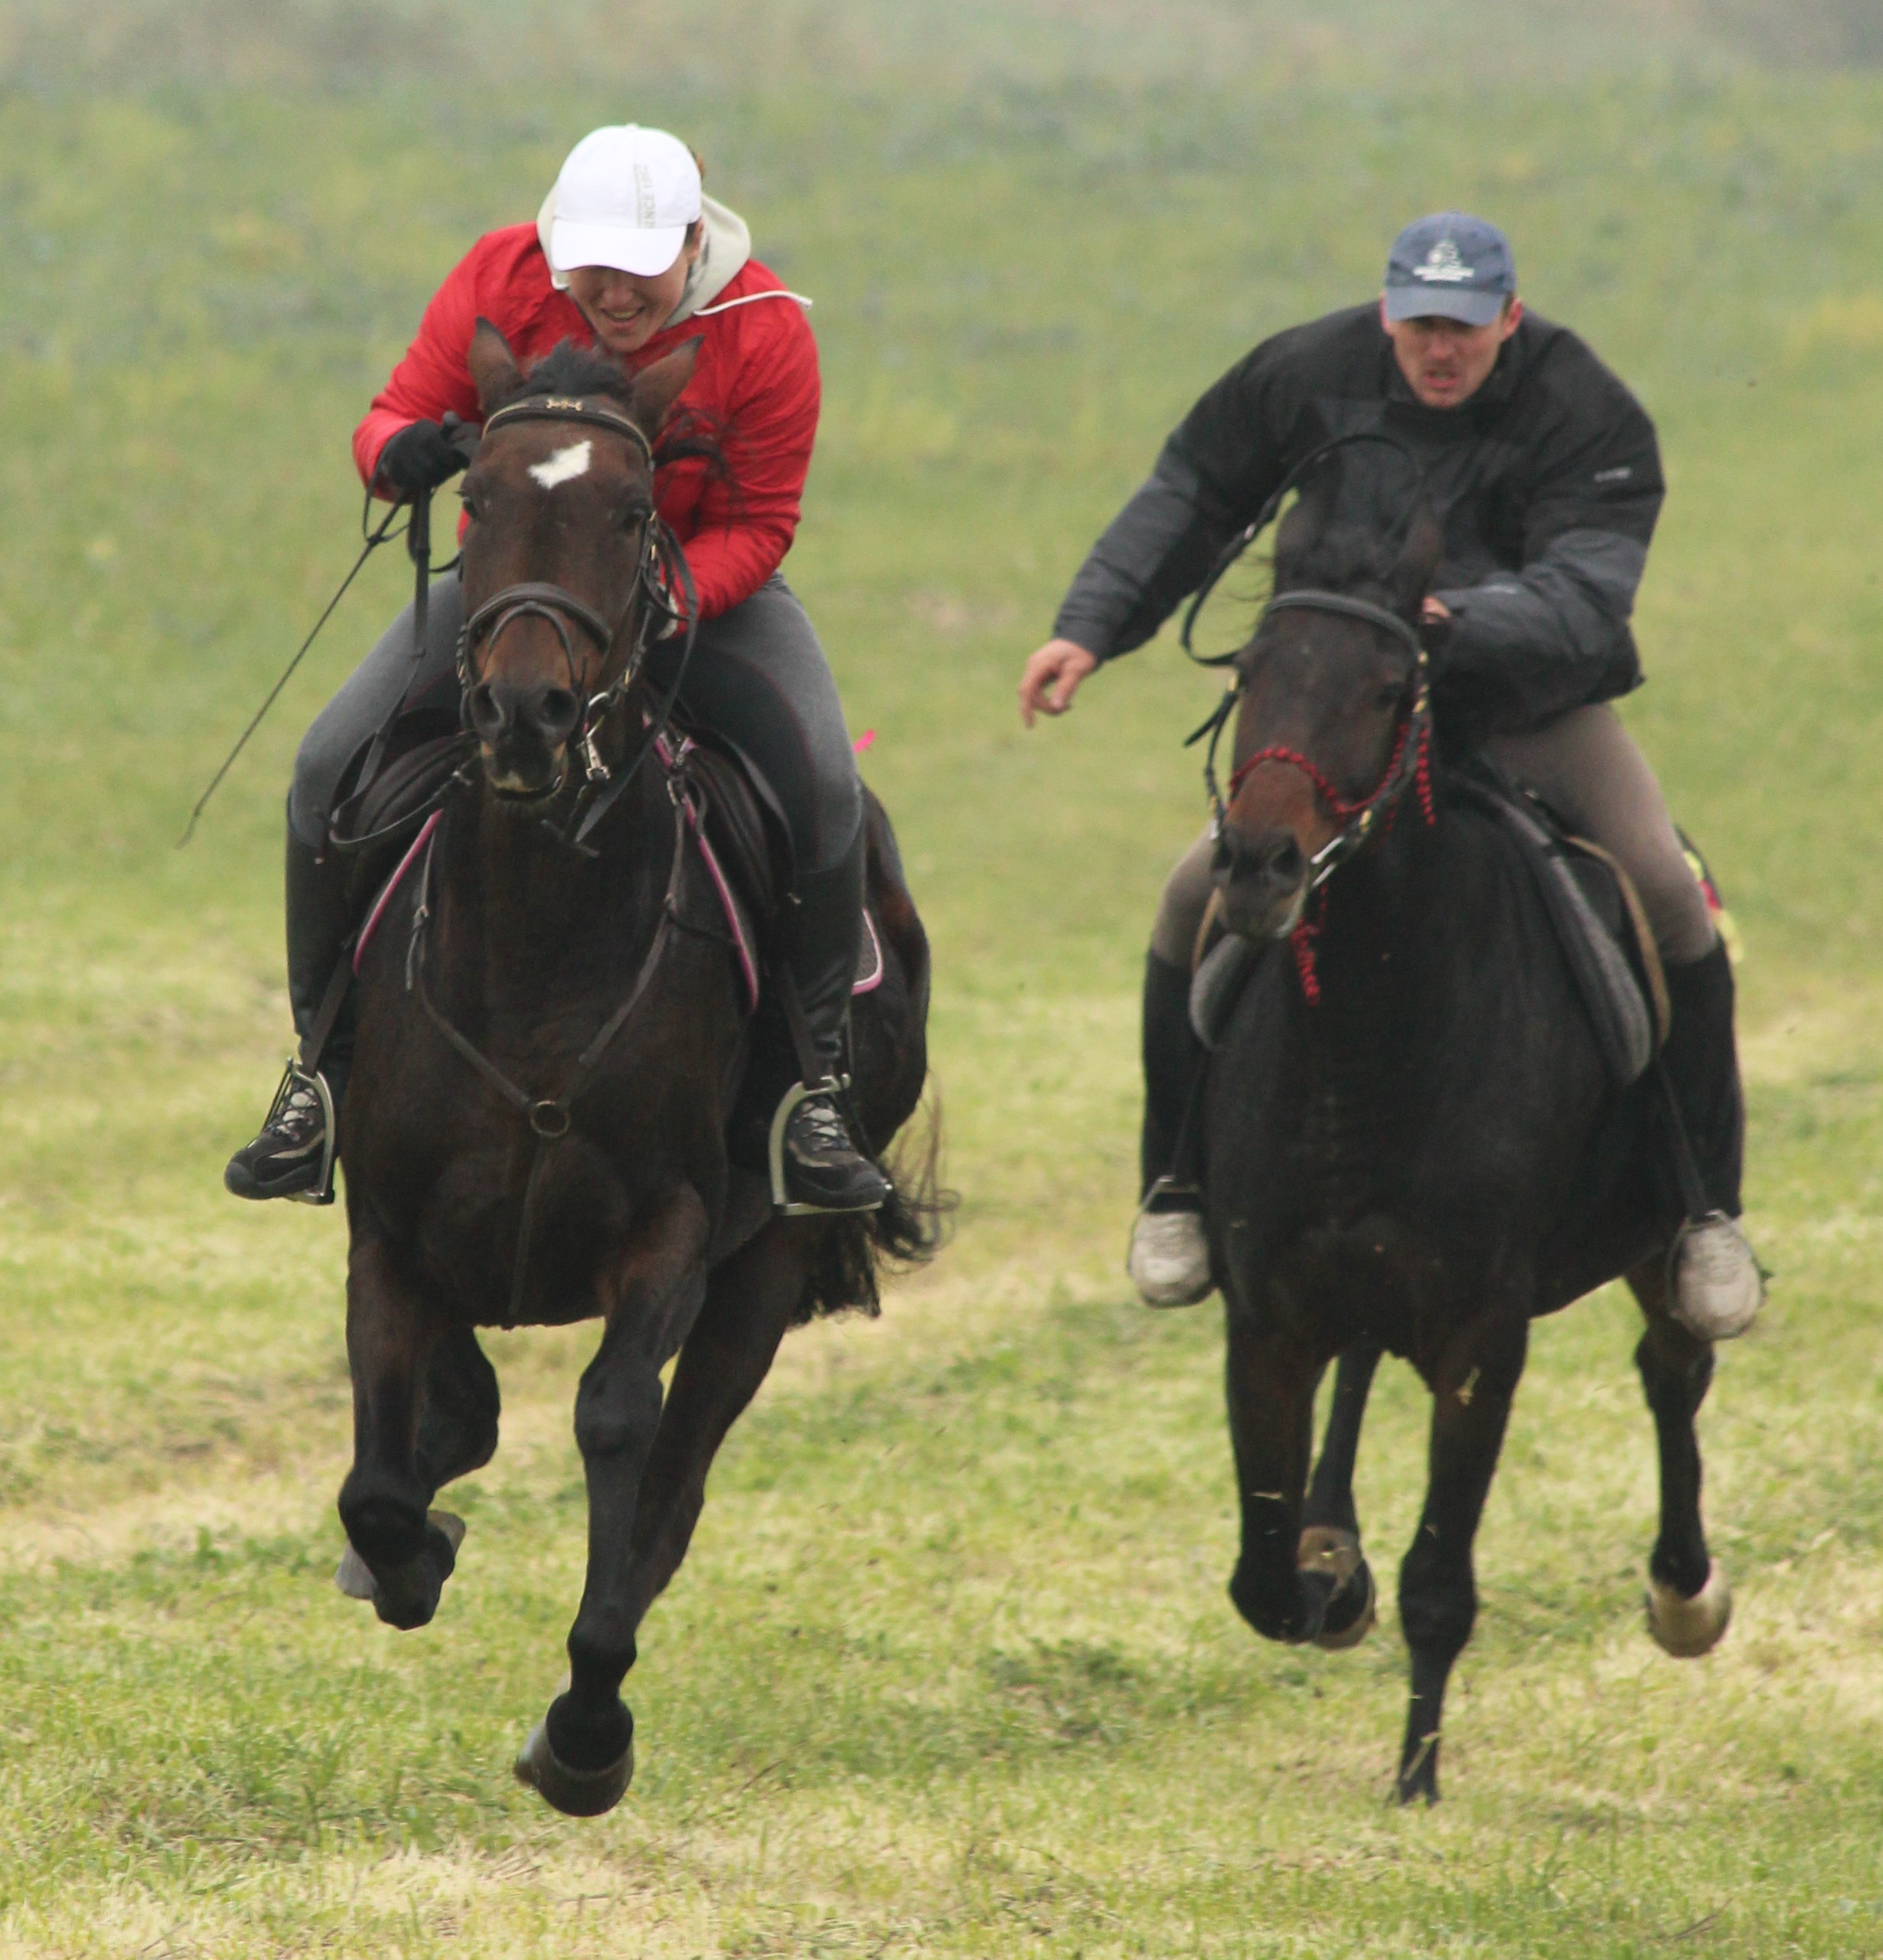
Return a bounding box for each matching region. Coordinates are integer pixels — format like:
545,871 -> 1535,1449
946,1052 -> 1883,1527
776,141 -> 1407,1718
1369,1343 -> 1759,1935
373,419 -> 470,501
1018,638 -> 1100,728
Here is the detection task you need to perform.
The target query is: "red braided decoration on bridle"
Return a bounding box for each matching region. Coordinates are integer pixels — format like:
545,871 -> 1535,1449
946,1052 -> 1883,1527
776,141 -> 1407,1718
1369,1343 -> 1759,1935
1228,713 -> 1412,821
1231,714 -> 1436,1006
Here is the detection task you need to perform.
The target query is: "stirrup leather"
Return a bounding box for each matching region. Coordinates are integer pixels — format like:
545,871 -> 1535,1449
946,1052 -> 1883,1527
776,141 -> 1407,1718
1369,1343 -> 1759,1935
271,1057 -> 338,1207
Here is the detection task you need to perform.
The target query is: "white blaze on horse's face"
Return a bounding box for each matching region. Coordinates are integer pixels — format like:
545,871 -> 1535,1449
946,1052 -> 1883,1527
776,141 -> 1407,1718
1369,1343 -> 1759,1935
528,439 -> 594,491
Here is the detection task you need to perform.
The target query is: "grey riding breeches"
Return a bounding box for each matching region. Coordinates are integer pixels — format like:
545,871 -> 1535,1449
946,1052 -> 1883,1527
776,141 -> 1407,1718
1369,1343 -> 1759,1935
288,570 -> 862,874
1150,703 -> 1716,969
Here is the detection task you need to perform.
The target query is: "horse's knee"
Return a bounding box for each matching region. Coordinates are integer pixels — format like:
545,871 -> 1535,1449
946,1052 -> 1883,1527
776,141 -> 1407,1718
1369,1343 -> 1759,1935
1398,1536 -> 1477,1658
1635,1325 -> 1714,1417
573,1369 -> 661,1462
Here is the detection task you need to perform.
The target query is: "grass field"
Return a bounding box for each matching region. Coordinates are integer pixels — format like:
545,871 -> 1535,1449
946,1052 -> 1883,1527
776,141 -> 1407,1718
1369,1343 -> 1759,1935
2,5 -> 1881,1953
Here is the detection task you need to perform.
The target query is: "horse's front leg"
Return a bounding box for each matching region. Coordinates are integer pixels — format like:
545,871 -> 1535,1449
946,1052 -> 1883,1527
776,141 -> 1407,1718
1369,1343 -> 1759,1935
1627,1258 -> 1731,1657
336,1234 -> 457,1630
1224,1303 -> 1337,1645
514,1183 -> 711,1818
1395,1309 -> 1528,1805
1299,1336 -> 1384,1649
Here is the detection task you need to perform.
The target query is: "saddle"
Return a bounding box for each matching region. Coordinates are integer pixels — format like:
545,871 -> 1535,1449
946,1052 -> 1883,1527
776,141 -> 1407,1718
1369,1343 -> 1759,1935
335,709 -> 885,1004
1190,761 -> 1676,1091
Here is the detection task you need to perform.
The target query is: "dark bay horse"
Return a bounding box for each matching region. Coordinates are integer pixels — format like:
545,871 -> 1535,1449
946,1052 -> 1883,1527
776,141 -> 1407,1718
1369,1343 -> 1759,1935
1201,490 -> 1731,1804
333,326 -> 938,1816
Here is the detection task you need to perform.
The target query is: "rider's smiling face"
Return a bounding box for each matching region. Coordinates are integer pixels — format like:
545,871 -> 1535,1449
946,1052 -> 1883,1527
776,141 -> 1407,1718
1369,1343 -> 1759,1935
1380,297 -> 1524,410
566,228 -> 703,358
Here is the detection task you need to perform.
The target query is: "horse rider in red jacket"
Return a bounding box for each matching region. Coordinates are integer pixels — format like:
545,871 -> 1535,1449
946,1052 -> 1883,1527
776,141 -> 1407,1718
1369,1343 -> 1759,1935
225,124 -> 888,1216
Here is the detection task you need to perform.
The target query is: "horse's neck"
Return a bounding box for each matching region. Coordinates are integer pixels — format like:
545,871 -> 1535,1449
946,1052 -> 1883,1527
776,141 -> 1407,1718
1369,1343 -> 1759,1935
437,769 -> 673,1009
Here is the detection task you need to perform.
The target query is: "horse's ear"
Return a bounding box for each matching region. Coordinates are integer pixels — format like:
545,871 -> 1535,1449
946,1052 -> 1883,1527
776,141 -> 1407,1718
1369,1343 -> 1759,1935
1272,465 -> 1337,591
468,318 -> 524,415
1390,508 -> 1447,616
629,336 -> 701,436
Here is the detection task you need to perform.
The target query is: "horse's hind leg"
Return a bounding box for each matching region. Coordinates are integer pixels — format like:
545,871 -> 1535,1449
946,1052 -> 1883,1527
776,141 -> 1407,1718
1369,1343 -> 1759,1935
336,1236 -> 459,1631
616,1221 -> 815,1629
1628,1258 -> 1731,1657
514,1185 -> 710,1819
1395,1311 -> 1527,1805
1300,1338 -> 1383,1648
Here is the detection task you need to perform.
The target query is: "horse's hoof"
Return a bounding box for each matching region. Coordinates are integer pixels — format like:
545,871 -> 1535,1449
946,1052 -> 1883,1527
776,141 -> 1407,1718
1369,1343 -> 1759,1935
1646,1559 -> 1731,1658
1300,1526 -> 1376,1651
513,1720 -> 634,1818
334,1510 -> 465,1605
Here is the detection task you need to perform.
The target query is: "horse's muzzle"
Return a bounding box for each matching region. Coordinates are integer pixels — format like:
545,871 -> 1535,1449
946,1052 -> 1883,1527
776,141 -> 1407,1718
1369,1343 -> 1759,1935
1214,822 -> 1308,941
467,678 -> 581,801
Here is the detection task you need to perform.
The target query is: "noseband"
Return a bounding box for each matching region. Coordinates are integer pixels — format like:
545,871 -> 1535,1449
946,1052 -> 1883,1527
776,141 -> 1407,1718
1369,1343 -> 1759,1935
1204,588 -> 1434,892
457,393 -> 697,848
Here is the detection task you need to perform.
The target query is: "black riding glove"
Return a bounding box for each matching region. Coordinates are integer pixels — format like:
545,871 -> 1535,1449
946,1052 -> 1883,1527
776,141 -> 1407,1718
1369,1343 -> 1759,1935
372,419 -> 468,500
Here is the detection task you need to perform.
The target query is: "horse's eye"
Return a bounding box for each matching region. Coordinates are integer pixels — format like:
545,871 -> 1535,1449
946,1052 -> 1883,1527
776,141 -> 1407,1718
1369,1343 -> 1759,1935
459,492 -> 482,522
623,503 -> 653,531
1375,684 -> 1403,713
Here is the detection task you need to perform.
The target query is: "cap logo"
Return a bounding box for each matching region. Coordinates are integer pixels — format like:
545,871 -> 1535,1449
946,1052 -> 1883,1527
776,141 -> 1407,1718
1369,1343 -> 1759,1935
1412,238 -> 1473,285
633,162 -> 657,227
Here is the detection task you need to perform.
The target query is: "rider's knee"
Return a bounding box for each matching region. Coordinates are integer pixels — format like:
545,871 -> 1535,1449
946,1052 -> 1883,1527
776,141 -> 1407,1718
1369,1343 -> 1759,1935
1150,829 -> 1217,968
1635,854 -> 1717,966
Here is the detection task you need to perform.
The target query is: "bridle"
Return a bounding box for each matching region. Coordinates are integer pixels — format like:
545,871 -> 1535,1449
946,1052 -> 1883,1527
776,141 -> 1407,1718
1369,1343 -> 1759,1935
457,393 -> 698,851
1176,428 -> 1438,895
1214,590 -> 1434,894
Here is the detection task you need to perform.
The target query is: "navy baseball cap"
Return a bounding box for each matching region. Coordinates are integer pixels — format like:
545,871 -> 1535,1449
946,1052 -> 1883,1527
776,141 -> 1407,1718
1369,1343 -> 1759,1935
1383,212 -> 1516,326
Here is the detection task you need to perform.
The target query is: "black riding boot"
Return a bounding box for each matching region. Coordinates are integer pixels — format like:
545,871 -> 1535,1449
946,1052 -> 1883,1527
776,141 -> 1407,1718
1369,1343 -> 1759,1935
764,826 -> 889,1214
1128,951 -> 1213,1307
224,831 -> 354,1203
1140,951 -> 1206,1204
1659,940 -> 1762,1339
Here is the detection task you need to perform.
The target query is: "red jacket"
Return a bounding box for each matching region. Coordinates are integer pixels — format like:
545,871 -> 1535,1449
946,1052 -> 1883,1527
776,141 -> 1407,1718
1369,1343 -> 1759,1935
354,224 -> 819,620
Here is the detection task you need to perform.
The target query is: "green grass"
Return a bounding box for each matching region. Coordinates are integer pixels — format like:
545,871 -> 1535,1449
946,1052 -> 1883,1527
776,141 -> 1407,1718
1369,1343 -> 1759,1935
2,8 -> 1883,1953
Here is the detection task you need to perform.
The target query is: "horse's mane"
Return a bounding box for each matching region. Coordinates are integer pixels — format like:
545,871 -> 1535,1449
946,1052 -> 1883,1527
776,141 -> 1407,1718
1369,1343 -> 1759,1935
496,338 -> 729,481
1274,518 -> 1406,604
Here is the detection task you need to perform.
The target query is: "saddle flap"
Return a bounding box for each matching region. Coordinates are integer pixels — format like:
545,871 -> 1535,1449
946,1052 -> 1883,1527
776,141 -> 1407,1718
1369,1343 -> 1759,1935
328,709 -> 466,852
1472,782 -> 1659,1089
678,730 -> 795,917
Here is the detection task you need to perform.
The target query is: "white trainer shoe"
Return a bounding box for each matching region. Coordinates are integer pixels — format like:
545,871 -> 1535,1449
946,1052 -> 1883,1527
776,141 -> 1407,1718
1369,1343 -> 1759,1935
1668,1213 -> 1764,1341
1128,1203 -> 1212,1308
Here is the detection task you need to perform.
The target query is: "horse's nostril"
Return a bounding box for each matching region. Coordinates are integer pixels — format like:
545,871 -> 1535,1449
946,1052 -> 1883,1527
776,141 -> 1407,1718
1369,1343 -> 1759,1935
468,682 -> 504,739
536,688 -> 580,743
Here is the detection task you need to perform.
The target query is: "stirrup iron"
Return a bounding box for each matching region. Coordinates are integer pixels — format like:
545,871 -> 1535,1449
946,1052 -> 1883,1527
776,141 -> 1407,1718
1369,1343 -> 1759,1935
273,1057 -> 338,1207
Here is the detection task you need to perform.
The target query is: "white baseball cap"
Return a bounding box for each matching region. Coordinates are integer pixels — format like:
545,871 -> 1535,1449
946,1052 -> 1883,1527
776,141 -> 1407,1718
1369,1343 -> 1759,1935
542,126 -> 702,281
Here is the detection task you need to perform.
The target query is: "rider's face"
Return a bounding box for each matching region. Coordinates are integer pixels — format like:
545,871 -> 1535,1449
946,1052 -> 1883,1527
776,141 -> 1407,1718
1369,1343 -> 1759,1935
1380,297 -> 1523,410
566,230 -> 703,358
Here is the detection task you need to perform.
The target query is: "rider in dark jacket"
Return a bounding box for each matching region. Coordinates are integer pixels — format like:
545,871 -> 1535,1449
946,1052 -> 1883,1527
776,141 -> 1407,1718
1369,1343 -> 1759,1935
1021,212 -> 1761,1342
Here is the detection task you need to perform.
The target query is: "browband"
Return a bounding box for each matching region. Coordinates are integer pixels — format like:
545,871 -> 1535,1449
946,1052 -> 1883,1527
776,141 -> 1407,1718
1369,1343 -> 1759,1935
480,394 -> 654,466
1259,589 -> 1423,655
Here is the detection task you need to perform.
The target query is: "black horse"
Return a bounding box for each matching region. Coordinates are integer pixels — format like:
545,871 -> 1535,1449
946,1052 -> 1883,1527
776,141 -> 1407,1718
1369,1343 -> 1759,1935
1201,490 -> 1731,1804
331,327 -> 938,1816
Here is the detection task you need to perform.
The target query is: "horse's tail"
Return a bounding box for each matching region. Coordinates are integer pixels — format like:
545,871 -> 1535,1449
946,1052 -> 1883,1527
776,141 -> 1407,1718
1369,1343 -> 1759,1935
798,1079 -> 953,1321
